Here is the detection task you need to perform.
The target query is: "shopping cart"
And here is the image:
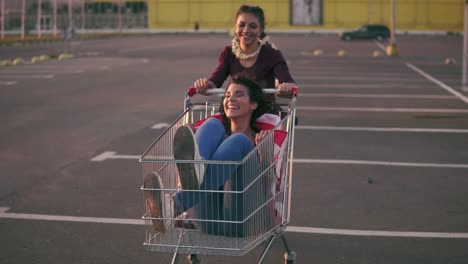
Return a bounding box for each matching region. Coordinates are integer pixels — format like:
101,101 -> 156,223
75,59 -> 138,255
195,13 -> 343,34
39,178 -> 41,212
140,87 -> 297,264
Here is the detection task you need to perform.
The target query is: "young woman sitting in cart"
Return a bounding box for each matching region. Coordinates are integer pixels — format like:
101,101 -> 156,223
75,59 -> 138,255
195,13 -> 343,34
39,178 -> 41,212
145,76 -> 282,237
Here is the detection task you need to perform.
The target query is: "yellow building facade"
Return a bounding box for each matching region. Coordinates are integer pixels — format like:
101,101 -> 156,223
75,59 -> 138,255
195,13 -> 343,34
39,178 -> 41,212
146,0 -> 463,32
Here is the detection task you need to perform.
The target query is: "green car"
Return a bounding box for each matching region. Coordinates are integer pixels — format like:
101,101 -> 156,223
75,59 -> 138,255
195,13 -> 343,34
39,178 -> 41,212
340,24 -> 390,41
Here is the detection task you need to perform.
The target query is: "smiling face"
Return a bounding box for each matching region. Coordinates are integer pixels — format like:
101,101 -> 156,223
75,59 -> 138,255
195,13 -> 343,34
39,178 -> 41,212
223,83 -> 258,120
235,12 -> 263,48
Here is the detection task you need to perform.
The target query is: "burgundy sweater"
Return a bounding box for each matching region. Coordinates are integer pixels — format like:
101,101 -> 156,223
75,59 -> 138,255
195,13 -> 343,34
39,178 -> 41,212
208,45 -> 295,88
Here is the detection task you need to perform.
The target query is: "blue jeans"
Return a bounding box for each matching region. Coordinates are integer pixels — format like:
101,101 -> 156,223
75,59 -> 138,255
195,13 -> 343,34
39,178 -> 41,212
174,118 -> 268,237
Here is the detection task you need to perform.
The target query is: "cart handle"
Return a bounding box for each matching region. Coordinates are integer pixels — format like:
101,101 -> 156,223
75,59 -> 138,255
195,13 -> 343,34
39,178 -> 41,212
187,87 -> 298,97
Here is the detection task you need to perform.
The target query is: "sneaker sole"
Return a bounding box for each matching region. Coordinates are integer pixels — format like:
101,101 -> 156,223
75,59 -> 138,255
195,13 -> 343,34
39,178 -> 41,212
173,126 -> 201,190
143,172 -> 167,234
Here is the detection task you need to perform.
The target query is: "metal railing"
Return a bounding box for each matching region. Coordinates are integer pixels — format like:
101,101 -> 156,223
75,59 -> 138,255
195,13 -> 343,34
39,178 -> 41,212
0,0 -> 148,40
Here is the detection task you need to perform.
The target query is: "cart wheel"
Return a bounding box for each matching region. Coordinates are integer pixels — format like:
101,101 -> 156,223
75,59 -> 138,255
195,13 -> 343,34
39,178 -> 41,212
284,251 -> 296,264
187,254 -> 200,264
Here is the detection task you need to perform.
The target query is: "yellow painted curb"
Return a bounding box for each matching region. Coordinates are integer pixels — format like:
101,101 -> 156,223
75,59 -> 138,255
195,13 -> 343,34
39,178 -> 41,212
313,49 -> 323,56
58,53 -> 73,60
372,51 -> 382,57
13,58 -> 25,65
386,43 -> 398,57
31,56 -> 41,63
1,60 -> 13,66
39,54 -> 50,61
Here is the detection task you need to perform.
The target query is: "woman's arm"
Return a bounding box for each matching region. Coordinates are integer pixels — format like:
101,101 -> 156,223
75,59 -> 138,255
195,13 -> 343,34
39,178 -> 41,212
276,82 -> 298,98
194,47 -> 231,95
272,49 -> 298,97
193,78 -> 216,93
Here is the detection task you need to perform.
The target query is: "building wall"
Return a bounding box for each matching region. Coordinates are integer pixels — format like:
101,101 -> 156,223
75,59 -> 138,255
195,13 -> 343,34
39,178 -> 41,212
147,0 -> 464,32
147,0 -> 290,29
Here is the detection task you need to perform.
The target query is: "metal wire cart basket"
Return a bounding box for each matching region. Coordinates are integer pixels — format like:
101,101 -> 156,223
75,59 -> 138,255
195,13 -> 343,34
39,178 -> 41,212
140,88 -> 297,264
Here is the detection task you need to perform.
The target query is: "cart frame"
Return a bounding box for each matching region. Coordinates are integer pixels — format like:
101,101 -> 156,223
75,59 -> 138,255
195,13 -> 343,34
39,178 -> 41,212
139,88 -> 297,264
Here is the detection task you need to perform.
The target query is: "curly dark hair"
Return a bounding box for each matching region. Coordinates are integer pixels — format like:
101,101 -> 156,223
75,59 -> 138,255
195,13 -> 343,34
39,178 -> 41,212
219,76 -> 271,135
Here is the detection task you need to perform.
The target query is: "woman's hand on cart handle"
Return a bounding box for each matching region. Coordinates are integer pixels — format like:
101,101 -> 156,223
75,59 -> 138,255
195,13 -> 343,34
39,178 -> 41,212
276,82 -> 299,98
187,87 -> 225,97
193,78 -> 216,95
263,87 -> 299,97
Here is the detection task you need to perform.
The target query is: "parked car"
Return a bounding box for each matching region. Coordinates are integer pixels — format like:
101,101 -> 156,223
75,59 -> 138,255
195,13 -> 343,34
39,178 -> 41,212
339,24 -> 390,41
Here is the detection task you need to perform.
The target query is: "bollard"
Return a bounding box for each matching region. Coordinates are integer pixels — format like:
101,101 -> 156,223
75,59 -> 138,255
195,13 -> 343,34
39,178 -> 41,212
39,54 -> 49,62
313,49 -> 323,56
444,58 -> 456,65
1,60 -> 12,66
372,51 -> 382,57
31,56 -> 41,63
386,43 -> 398,57
58,53 -> 73,60
13,58 -> 25,65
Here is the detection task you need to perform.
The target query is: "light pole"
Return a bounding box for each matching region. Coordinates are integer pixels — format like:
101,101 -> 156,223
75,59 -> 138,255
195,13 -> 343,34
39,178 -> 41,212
462,0 -> 468,93
68,0 -> 72,29
37,0 -> 42,38
1,0 -> 4,40
369,0 -> 374,24
53,0 -> 57,37
386,0 -> 398,56
81,0 -> 85,31
118,0 -> 123,33
21,0 -> 25,39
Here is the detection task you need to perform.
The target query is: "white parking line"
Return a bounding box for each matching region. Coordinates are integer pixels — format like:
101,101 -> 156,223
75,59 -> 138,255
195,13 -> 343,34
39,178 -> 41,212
0,207 -> 142,225
0,74 -> 54,79
286,226 -> 468,239
374,40 -> 387,52
1,207 -> 467,238
296,125 -> 468,133
0,81 -> 17,86
30,65 -> 110,71
406,63 -> 468,105
293,70 -> 459,77
295,76 -> 430,82
294,159 -> 468,169
299,93 -> 455,99
297,106 -> 468,113
298,84 -> 429,89
90,152 -> 137,161
90,151 -> 117,162
293,71 -> 418,77
1,69 -> 84,74
90,151 -> 138,161
90,151 -> 468,168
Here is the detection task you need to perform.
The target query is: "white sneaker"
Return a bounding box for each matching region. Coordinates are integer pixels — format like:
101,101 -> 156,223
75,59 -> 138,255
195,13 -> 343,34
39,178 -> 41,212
173,125 -> 204,190
144,172 -> 174,234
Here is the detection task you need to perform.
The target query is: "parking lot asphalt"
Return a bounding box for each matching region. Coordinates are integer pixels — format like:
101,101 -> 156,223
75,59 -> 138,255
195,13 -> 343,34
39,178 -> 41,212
1,34 -> 468,264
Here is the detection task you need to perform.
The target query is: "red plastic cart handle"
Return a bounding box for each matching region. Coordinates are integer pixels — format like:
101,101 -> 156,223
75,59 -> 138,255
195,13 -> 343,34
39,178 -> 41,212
187,87 -> 197,97
291,87 -> 299,96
